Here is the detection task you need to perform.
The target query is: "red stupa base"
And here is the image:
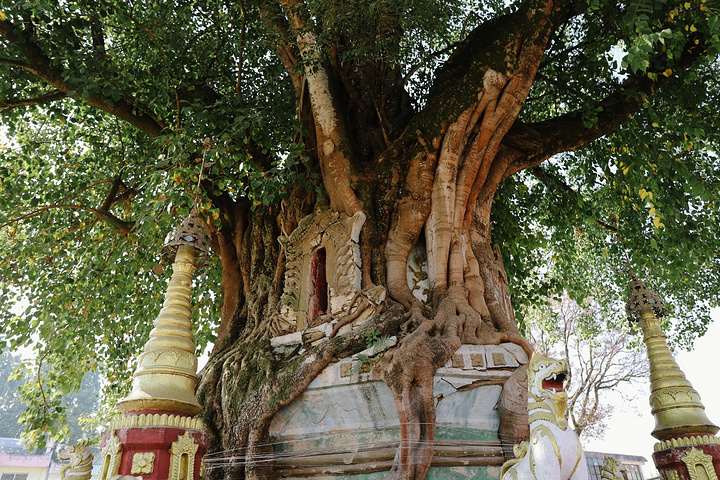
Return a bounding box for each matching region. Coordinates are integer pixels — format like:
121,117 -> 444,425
653,437 -> 720,480
99,411 -> 207,480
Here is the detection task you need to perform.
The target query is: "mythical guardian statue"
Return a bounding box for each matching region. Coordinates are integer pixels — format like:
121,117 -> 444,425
58,439 -> 94,480
501,354 -> 588,480
600,455 -> 627,480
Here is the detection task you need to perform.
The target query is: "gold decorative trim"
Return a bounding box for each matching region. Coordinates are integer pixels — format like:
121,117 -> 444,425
530,424 -> 562,472
169,431 -> 200,480
528,411 -> 557,425
600,455 -> 623,480
682,447 -> 719,480
663,470 -> 680,480
131,452 -> 156,475
99,433 -> 121,480
199,458 -> 206,478
654,435 -> 720,452
58,440 -> 93,480
107,413 -> 205,432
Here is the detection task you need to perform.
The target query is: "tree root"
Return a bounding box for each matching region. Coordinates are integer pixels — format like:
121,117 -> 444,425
199,304 -> 407,480
376,286 -> 532,479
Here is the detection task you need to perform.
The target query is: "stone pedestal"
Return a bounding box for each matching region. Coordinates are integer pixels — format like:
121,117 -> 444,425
652,436 -> 720,480
99,413 -> 207,480
263,343 -> 528,479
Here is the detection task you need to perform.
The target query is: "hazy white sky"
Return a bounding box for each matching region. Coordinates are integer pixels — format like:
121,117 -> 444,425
584,307 -> 720,478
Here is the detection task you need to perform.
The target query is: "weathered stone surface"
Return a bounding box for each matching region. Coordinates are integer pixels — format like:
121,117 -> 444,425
269,343 -> 526,479
407,240 -> 429,303
270,331 -> 303,357
276,209 -> 366,333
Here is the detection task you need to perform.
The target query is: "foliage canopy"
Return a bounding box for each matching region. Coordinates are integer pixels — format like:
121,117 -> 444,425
1,0 -> 720,457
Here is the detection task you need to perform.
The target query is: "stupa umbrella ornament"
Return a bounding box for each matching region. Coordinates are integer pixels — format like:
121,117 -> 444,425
98,212 -> 210,480
626,273 -> 720,480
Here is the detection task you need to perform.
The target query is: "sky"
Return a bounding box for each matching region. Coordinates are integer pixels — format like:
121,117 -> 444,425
584,307 -> 720,478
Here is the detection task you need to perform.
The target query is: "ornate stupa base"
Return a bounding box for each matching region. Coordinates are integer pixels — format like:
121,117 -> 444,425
99,412 -> 207,480
652,436 -> 720,480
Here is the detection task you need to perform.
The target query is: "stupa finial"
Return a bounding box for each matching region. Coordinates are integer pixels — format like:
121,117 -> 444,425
626,276 -> 718,440
117,211 -> 210,415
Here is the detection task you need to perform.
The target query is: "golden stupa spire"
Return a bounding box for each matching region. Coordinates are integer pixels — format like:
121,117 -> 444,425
117,214 -> 210,416
626,274 -> 719,440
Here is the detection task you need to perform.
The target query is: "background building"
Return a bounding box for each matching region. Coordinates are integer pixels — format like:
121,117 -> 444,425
0,438 -> 100,480
586,451 -> 647,480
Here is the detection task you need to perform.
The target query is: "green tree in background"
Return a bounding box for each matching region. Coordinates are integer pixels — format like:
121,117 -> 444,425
0,348 -> 26,438
1,1 -> 720,478
0,347 -> 101,443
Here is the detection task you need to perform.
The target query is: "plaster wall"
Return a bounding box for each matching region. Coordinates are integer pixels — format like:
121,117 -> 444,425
269,343 -> 527,479
0,466 -> 48,480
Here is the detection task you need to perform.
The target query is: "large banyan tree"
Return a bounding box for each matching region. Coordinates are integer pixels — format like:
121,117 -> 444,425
2,0 -> 720,478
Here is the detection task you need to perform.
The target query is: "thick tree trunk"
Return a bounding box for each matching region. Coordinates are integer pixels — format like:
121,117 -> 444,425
195,2 -> 569,479
198,190 -> 531,480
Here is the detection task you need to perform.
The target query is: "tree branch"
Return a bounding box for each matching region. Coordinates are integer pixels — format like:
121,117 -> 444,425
381,0 -> 574,185
236,0 -> 249,101
504,34 -> 709,175
0,56 -> 33,71
258,3 -> 302,95
0,18 -> 166,137
529,165 -> 619,233
1,177 -> 135,234
0,89 -> 66,112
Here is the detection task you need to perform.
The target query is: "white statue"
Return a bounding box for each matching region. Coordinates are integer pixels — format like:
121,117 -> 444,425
501,354 -> 588,480
58,439 -> 94,480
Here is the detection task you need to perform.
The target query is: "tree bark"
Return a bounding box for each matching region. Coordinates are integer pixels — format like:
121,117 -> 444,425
195,1 -> 571,479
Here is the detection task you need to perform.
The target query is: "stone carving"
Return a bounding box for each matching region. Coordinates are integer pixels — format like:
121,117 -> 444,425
272,209 -> 365,335
169,431 -> 200,480
105,412 -> 204,431
58,439 -> 94,480
99,434 -> 122,480
600,456 -> 626,480
406,239 -> 429,302
131,452 -> 156,475
501,354 -> 588,480
655,434 -> 720,451
682,447 -> 719,480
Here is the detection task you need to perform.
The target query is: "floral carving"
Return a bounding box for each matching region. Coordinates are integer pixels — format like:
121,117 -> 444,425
131,452 -> 156,475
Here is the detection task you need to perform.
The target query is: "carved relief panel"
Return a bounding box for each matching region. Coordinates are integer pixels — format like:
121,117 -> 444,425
682,448 -> 719,480
274,209 -> 365,334
131,452 -> 156,475
99,433 -> 121,480
169,432 -> 200,480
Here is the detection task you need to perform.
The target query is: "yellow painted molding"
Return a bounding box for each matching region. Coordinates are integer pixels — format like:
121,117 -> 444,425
169,431 -> 200,480
655,434 -> 720,452
682,447 -> 719,480
107,413 -> 205,432
99,433 -> 122,480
